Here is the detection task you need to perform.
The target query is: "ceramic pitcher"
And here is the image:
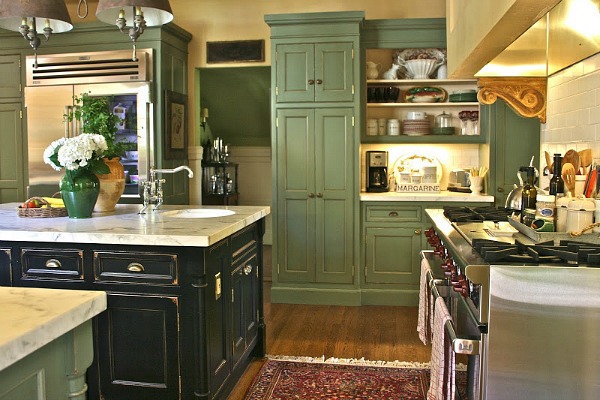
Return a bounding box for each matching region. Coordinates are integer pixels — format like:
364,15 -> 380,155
366,61 -> 381,79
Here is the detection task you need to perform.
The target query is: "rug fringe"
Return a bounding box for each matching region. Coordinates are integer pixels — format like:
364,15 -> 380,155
266,354 -> 467,371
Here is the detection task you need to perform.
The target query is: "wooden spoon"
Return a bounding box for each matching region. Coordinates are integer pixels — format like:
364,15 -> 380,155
578,149 -> 592,174
562,162 -> 576,196
563,149 -> 581,174
545,151 -> 553,174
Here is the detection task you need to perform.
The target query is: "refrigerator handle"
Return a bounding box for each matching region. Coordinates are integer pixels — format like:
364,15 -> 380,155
64,106 -> 71,138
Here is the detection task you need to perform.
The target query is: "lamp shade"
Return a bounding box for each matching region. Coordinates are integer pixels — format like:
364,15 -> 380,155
0,0 -> 73,33
96,0 -> 173,26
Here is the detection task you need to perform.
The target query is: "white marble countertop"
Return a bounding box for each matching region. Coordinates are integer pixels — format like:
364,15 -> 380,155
0,287 -> 107,371
0,204 -> 271,247
360,191 -> 495,202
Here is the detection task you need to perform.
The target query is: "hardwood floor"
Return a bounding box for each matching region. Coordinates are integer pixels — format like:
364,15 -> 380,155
226,282 -> 431,399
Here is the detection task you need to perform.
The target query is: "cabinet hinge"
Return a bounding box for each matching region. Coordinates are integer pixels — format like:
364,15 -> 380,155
20,110 -> 23,119
276,86 -> 279,97
19,83 -> 22,93
352,48 -> 354,59
231,288 -> 234,303
277,263 -> 280,275
352,116 -> 355,127
352,265 -> 355,278
352,84 -> 355,95
276,116 -> 278,128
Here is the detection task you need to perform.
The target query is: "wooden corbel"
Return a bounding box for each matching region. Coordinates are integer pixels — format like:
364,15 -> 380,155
477,77 -> 547,123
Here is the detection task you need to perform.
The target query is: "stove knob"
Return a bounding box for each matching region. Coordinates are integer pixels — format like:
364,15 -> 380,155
434,245 -> 445,257
453,280 -> 469,296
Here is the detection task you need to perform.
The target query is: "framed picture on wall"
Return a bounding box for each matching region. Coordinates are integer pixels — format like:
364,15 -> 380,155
207,40 -> 265,63
164,90 -> 187,160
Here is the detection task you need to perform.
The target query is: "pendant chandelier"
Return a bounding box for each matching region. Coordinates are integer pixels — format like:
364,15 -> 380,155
96,0 -> 173,60
0,0 -> 73,66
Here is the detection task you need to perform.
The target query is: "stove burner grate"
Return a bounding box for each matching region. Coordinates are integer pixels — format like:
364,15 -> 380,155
443,206 -> 514,223
472,238 -> 600,266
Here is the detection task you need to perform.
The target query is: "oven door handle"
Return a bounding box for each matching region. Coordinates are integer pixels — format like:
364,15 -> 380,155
429,279 -> 481,356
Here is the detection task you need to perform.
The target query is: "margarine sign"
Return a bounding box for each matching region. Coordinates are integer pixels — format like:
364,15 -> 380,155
396,183 -> 441,193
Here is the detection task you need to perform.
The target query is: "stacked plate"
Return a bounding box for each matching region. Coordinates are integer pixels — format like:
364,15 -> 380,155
402,119 -> 431,136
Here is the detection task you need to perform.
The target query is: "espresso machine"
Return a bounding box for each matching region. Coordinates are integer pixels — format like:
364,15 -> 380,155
366,151 -> 389,192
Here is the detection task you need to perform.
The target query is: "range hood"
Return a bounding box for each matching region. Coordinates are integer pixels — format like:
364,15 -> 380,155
447,0 -> 600,78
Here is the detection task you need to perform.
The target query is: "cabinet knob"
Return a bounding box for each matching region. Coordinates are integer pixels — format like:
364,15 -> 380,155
415,229 -> 422,235
308,79 -> 315,85
45,258 -> 62,269
316,192 -> 323,198
127,262 -> 145,273
243,264 -> 253,275
497,187 -> 505,193
388,211 -> 398,217
316,79 -> 323,85
308,193 -> 315,198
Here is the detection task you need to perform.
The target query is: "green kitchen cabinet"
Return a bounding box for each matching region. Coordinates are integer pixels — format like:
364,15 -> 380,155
0,102 -> 25,202
275,108 -> 355,285
266,12 -> 363,305
481,100 -> 541,208
361,201 -> 493,306
0,54 -> 21,99
274,42 -> 355,103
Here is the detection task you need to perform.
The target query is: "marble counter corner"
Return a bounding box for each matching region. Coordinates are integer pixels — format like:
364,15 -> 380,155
360,191 -> 495,203
0,287 -> 107,371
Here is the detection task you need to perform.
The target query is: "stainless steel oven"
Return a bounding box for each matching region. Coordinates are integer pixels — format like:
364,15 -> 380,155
422,207 -> 600,400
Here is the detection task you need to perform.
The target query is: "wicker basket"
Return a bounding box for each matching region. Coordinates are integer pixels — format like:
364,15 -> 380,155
17,196 -> 67,218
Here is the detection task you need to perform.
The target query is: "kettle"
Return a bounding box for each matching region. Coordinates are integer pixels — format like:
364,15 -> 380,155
505,166 -> 540,210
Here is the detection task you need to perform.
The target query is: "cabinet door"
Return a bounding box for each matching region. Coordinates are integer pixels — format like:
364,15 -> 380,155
275,44 -> 314,103
364,226 -> 421,284
314,108 -> 354,284
0,247 -> 10,286
484,100 -> 541,208
230,252 -> 259,368
0,102 -> 25,203
276,109 -> 316,282
315,42 -> 354,102
96,294 -> 180,400
276,108 -> 354,284
0,54 -> 21,99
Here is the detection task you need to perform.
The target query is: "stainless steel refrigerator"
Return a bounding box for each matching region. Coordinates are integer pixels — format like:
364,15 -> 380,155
24,49 -> 154,202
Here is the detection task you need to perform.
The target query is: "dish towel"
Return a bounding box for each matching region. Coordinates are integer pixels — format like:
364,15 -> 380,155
417,257 -> 433,345
427,296 -> 455,400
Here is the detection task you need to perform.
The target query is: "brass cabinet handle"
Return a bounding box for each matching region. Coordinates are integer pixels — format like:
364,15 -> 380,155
308,79 -> 315,85
415,229 -> 422,235
45,259 -> 62,269
127,262 -> 145,273
243,264 -> 253,275
316,79 -> 323,84
316,193 -> 323,198
308,193 -> 315,198
388,211 -> 399,217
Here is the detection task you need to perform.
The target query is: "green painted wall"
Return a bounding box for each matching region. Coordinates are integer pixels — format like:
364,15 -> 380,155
199,67 -> 271,147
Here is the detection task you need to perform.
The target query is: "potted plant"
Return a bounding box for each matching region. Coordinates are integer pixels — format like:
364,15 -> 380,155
65,92 -> 130,212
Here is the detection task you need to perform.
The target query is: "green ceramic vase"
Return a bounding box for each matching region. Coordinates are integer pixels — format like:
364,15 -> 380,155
60,169 -> 100,219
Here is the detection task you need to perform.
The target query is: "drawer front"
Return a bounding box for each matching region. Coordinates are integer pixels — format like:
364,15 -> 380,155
93,251 -> 178,285
230,223 -> 258,259
21,248 -> 84,280
365,205 -> 422,223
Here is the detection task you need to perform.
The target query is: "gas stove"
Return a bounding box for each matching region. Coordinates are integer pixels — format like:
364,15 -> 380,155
442,206 -> 514,222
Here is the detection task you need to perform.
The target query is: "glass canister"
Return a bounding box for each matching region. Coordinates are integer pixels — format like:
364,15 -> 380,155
435,111 -> 452,128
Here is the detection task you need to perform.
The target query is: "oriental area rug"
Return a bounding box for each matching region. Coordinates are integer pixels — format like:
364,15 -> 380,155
243,356 -> 467,400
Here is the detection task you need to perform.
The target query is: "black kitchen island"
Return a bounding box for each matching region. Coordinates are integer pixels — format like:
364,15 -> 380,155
0,204 -> 270,400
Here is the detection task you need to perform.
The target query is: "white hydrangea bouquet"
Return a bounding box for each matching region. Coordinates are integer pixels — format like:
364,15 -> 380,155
44,133 -> 110,183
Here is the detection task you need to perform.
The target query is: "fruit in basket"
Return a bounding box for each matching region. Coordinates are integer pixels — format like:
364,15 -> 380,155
22,199 -> 41,208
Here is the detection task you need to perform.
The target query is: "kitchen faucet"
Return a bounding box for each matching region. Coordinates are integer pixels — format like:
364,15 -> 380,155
139,165 -> 194,214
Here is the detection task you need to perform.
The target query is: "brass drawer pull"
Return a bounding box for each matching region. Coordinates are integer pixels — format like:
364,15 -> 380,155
316,192 -> 323,198
127,263 -> 145,273
243,264 -> 253,275
415,229 -> 422,235
389,211 -> 399,217
308,79 -> 315,85
45,259 -> 62,269
316,79 -> 323,84
308,193 -> 315,198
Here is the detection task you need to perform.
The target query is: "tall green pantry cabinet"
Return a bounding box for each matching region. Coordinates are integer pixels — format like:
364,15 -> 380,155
266,12 -> 364,305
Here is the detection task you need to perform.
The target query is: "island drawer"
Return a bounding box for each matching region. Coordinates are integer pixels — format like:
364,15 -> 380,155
93,251 -> 178,285
20,248 -> 84,281
364,205 -> 422,223
231,223 -> 258,259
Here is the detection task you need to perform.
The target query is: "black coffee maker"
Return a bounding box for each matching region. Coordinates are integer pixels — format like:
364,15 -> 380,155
366,151 -> 389,192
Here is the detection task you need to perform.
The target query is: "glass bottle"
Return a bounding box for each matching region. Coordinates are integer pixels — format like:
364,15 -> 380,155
549,153 -> 565,197
521,166 -> 537,225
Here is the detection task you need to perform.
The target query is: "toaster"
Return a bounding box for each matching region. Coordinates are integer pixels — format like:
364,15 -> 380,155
448,169 -> 471,188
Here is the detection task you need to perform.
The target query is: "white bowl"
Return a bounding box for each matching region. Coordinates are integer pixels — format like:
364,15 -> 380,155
406,111 -> 427,120
403,59 -> 442,79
